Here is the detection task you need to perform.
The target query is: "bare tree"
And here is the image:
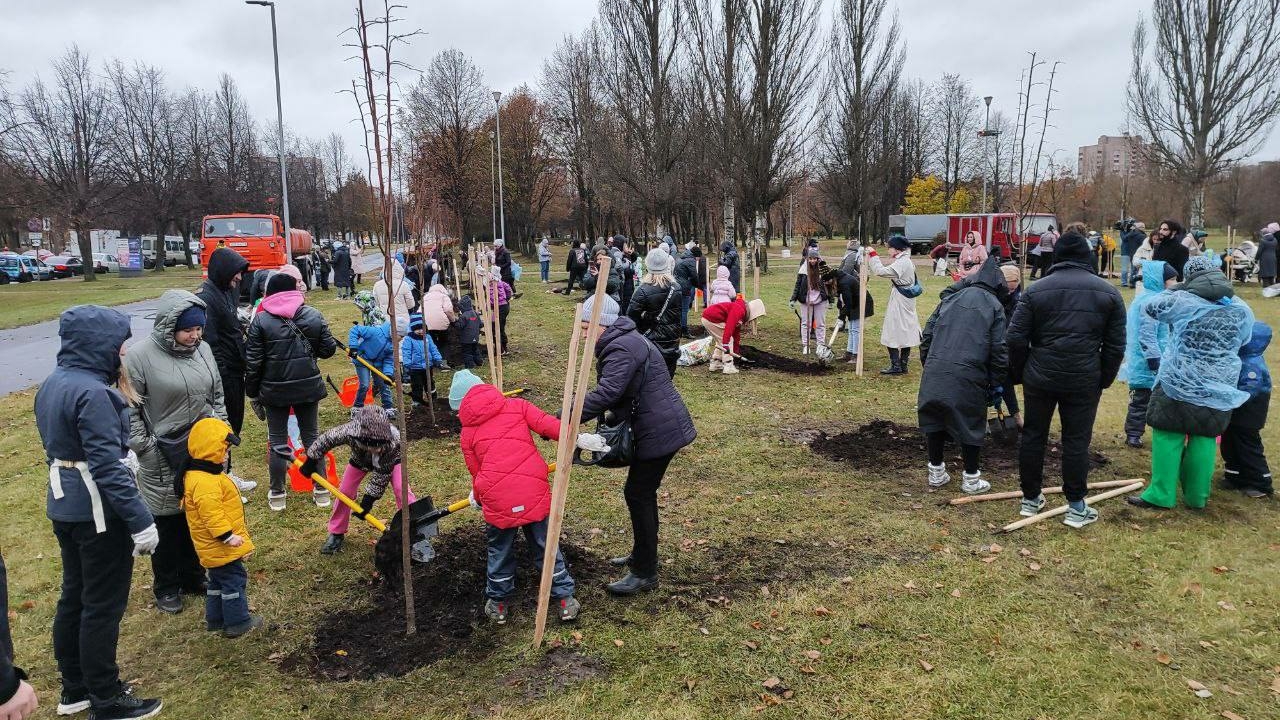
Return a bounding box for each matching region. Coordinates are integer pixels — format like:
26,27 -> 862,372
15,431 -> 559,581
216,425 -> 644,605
1128,0 -> 1280,227
931,73 -> 980,210
210,74 -> 260,210
0,47 -> 119,280
542,30 -> 602,242
322,132 -> 351,238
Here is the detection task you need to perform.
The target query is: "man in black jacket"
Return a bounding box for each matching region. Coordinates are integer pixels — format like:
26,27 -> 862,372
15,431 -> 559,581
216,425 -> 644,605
195,248 -> 257,494
674,246 -> 705,337
1120,222 -> 1146,288
1151,219 -> 1190,282
1007,230 -> 1126,529
0,552 -> 37,719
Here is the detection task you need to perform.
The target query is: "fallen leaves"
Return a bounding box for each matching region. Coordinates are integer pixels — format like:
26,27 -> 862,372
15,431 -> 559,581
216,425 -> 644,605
1212,565 -> 1230,574
1180,582 -> 1204,597
1186,679 -> 1213,698
813,606 -> 832,616
613,639 -> 624,647
819,637 -> 832,646
1221,684 -> 1241,696
1018,548 -> 1032,557
1220,712 -> 1245,720
743,640 -> 758,651
334,649 -> 348,657
1155,652 -> 1173,665
950,589 -> 962,598
803,650 -> 822,660
1217,600 -> 1237,611
1270,676 -> 1280,695
918,659 -> 934,672
1028,562 -> 1042,571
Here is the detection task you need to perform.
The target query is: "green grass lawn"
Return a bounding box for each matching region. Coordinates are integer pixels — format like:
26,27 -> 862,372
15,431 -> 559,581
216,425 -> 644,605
0,267 -> 205,330
2,245 -> 1277,719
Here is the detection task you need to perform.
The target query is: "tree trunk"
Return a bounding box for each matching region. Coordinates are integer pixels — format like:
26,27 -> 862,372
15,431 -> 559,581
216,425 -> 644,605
75,221 -> 98,283
153,219 -> 167,272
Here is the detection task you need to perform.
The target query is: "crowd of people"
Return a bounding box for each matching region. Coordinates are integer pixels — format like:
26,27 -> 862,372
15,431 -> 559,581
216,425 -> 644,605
4,219 -> 1273,720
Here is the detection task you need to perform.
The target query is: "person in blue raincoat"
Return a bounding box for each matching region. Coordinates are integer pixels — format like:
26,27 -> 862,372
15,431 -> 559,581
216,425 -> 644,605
1119,260 -> 1178,447
1220,321 -> 1272,497
1128,255 -> 1255,510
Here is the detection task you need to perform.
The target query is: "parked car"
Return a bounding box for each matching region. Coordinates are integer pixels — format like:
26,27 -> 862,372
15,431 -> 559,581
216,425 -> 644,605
91,253 -> 120,273
44,255 -> 84,278
0,253 -> 50,282
29,257 -> 53,280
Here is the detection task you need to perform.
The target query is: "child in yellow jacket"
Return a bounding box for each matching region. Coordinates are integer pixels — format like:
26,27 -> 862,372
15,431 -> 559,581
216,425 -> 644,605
178,418 -> 261,638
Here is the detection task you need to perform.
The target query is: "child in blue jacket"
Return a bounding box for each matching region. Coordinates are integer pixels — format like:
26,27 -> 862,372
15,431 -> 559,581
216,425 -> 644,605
402,314 -> 444,406
349,291 -> 394,415
1221,321 -> 1272,497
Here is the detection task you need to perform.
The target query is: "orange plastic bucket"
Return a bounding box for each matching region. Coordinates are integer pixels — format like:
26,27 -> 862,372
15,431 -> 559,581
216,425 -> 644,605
289,448 -> 339,493
338,375 -> 374,408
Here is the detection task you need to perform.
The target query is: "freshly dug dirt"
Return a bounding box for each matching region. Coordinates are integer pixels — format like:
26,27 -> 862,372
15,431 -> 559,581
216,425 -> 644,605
403,397 -> 461,439
809,419 -> 1109,478
738,345 -> 834,375
292,528 -> 611,681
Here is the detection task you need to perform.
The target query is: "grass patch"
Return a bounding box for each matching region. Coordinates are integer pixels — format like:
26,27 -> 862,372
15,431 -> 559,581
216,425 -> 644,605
3,244 -> 1278,719
0,268 -> 205,329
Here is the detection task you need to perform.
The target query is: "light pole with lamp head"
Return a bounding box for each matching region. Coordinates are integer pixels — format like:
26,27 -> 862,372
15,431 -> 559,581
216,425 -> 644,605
493,90 -> 506,243
245,0 -> 292,261
978,96 -> 1001,214
489,130 -> 497,241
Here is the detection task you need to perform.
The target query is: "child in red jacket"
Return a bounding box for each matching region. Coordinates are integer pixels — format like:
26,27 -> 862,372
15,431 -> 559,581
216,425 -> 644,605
450,370 -> 603,625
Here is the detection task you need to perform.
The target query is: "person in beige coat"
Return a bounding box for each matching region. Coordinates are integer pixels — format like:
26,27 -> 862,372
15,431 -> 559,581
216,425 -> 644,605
375,261 -> 416,332
866,235 -> 922,375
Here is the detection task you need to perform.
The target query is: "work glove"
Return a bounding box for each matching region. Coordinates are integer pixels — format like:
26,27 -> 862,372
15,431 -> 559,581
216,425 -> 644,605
347,347 -> 359,359
120,449 -> 140,477
989,386 -> 1004,405
865,249 -> 878,258
576,433 -> 612,453
1146,358 -> 1161,373
298,456 -> 320,481
788,300 -> 797,310
131,524 -> 160,557
249,398 -> 266,421
468,490 -> 480,509
354,493 -> 378,519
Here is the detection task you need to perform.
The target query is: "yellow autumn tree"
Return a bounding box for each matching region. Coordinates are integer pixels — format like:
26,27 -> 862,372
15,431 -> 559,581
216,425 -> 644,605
903,176 -> 976,214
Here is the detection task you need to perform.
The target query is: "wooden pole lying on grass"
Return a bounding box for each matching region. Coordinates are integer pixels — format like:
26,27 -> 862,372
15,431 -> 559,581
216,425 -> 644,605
946,479 -> 1138,505
997,480 -> 1144,533
855,246 -> 868,377
532,257 -> 611,649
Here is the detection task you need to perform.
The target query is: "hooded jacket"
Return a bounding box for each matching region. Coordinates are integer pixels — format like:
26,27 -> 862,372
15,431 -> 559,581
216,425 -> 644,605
957,235 -> 989,275
493,243 -> 514,283
1119,261 -> 1171,390
1257,234 -> 1278,278
1237,321 -> 1271,397
181,417 -> 254,568
374,262 -> 416,329
401,330 -> 443,371
709,266 -> 736,305
579,317 -> 697,461
349,322 -> 393,372
1120,228 -> 1146,257
35,306 -> 153,533
459,384 -> 560,529
702,297 -> 750,354
125,290 -> 227,516
790,261 -> 834,304
581,250 -> 623,302
718,241 -> 741,291
832,265 -> 874,321
917,258 -> 1009,446
538,239 -> 552,262
675,249 -> 706,293
307,405 -> 403,499
331,245 -> 353,288
421,284 -> 455,331
627,278 -> 684,358
1006,259 -> 1126,391
244,290 -> 337,405
195,248 -> 250,376
453,295 -> 482,345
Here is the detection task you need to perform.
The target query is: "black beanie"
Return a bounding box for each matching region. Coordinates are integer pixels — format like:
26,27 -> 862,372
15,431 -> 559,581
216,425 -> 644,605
1053,232 -> 1091,263
265,272 -> 297,296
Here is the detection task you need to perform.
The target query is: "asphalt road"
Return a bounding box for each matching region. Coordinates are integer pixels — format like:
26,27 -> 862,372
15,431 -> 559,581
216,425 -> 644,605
0,250 -> 385,396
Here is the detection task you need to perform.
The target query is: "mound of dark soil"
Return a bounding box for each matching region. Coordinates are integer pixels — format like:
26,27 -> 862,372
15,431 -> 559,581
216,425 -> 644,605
809,419 -> 1109,477
738,345 -> 834,375
404,397 -> 461,439
290,528 -> 611,681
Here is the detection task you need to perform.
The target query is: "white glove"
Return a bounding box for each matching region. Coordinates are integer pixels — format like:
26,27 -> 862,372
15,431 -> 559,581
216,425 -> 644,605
131,524 -> 160,557
468,490 -> 480,509
576,433 -> 612,453
120,450 -> 140,476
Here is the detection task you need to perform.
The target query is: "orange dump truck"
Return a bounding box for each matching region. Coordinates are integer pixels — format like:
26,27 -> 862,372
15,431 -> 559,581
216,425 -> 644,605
199,213 -> 312,274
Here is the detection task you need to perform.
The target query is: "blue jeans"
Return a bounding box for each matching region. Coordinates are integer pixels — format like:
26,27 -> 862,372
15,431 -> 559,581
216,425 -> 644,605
485,518 -> 575,601
680,290 -> 693,333
844,319 -> 862,354
1120,255 -> 1133,286
540,260 -> 550,282
205,559 -> 249,630
353,362 -> 393,409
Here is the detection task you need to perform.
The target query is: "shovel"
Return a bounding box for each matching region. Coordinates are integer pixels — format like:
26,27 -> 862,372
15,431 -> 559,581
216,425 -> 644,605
987,397 -> 1019,437
816,319 -> 843,365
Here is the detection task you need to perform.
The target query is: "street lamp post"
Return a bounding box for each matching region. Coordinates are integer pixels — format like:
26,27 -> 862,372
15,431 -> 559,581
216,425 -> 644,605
492,90 -> 506,243
978,96 -> 1002,214
246,0 -> 292,260
981,96 -> 992,213
489,130 -> 497,241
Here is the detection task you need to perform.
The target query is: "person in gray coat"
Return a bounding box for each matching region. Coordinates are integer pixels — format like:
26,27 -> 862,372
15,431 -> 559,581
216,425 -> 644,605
917,257 -> 1009,495
124,290 -> 228,615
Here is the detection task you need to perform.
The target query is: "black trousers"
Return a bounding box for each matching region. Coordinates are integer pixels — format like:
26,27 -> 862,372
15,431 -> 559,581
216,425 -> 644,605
265,401 -> 319,494
220,371 -> 245,471
428,330 -> 448,356
498,304 -> 510,349
926,432 -> 980,473
408,368 -> 433,404
1000,384 -> 1020,416
1221,392 -> 1272,494
150,513 -> 205,599
1019,385 -> 1101,503
1124,387 -> 1152,439
318,264 -> 330,290
52,520 -> 134,702
461,342 -> 484,368
623,452 -> 677,578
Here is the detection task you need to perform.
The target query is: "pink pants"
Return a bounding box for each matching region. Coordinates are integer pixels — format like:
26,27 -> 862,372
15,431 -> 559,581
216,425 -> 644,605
328,464 -> 415,535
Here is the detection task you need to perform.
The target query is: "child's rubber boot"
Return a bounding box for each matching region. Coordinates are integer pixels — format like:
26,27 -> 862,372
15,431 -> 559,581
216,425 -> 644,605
320,533 -> 344,555
224,614 -> 264,639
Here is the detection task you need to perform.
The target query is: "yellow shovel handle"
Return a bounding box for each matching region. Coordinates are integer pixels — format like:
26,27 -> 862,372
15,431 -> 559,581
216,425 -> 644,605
353,354 -> 395,386
290,457 -> 387,532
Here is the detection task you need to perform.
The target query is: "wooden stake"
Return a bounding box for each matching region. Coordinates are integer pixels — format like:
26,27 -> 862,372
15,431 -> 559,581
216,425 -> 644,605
452,254 -> 461,298
997,480 -> 1144,533
855,247 -> 868,377
490,274 -> 505,392
751,255 -> 761,336
947,479 -> 1138,505
533,256 -> 612,649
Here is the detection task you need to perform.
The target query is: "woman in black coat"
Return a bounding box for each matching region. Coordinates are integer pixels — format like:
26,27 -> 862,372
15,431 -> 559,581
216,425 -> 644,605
331,244 -> 353,299
578,294 -> 696,596
917,257 -> 1008,495
626,246 -> 683,377
1256,230 -> 1277,286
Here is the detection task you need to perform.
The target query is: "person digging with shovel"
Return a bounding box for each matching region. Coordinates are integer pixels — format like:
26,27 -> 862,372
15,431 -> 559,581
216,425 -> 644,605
449,370 -> 609,624
302,406 -> 417,556
700,296 -> 768,374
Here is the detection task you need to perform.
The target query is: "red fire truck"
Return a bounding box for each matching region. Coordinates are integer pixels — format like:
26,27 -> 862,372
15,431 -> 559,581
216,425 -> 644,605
943,213 -> 1058,259
199,214 -> 312,273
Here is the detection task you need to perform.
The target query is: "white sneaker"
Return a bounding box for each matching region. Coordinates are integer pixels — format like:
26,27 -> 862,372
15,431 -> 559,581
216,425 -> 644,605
961,471 -> 990,494
1019,494 -> 1046,517
722,362 -> 740,375
313,487 -> 332,508
927,463 -> 951,488
801,345 -> 809,355
268,491 -> 287,512
230,473 -> 258,494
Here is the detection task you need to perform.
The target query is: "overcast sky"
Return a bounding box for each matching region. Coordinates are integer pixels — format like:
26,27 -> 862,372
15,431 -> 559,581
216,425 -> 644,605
4,0 -> 1279,171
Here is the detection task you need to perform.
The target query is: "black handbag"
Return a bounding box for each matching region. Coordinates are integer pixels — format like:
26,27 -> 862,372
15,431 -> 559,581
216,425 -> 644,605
574,340 -> 654,468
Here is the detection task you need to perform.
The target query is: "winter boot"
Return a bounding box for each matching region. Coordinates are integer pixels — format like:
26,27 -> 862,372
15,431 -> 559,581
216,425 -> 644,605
155,594 -> 182,615
926,463 -> 951,488
1063,504 -> 1099,529
312,486 -> 332,508
229,473 -> 258,494
841,351 -> 854,363
557,596 -> 582,622
900,347 -> 913,372
57,688 -> 91,715
1125,435 -> 1143,448
484,599 -> 508,624
267,491 -> 287,512
721,357 -> 739,375
1019,494 -> 1045,517
320,533 -> 345,555
223,614 -> 264,639
606,572 -> 659,596
880,348 -> 904,375
709,346 -> 724,372
961,471 -> 990,494
801,344 -> 809,355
